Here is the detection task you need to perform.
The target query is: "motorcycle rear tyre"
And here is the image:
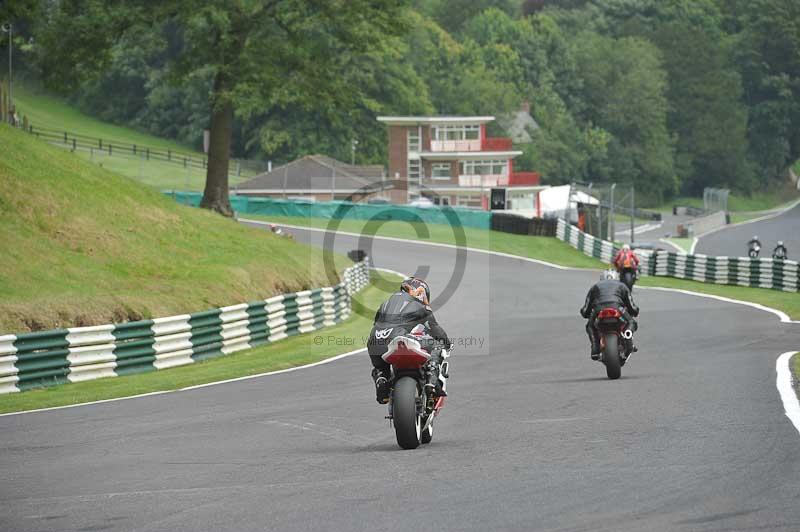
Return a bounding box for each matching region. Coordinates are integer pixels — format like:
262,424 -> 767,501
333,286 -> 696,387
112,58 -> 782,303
393,377 -> 421,449
603,333 -> 622,380
622,271 -> 635,291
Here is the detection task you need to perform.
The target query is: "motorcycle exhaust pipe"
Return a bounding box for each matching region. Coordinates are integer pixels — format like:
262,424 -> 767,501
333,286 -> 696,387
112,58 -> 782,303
622,329 -> 633,340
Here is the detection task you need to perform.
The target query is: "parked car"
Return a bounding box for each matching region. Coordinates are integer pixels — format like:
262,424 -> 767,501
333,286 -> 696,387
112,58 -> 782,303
407,197 -> 435,208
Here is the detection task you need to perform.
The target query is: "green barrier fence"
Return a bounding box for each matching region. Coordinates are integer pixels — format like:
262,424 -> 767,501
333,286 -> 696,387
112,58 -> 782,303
165,191 -> 492,230
0,262 -> 370,394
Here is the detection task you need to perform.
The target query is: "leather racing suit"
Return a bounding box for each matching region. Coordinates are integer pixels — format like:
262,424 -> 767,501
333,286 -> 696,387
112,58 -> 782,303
580,279 -> 639,356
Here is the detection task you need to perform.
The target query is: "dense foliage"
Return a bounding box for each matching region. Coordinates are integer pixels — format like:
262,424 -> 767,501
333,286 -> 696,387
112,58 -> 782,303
3,0 -> 799,205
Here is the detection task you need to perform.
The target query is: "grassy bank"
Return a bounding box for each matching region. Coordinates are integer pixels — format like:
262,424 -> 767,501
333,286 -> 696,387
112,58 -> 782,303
0,275 -> 400,414
13,86 -> 252,190
251,215 -> 606,269
14,87 -> 192,152
259,215 -> 800,319
663,238 -> 692,253
0,124 -> 347,333
655,188 -> 800,213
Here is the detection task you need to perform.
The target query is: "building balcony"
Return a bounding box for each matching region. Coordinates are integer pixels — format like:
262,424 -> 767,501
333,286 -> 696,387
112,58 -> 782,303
430,139 -> 482,152
458,174 -> 506,187
481,137 -> 513,151
429,137 -> 515,153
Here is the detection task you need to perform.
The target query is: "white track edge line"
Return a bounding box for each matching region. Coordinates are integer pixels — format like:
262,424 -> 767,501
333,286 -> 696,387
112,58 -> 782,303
241,218 -> 589,272
776,351 -> 800,435
688,236 -> 700,255
659,238 -> 688,254
0,348 -> 368,417
637,286 -> 799,324
6,221 -> 796,416
256,218 -> 798,326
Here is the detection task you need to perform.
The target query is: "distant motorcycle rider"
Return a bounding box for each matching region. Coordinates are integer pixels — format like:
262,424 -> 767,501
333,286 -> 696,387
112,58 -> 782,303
748,236 -> 761,257
367,278 -> 452,404
580,270 -> 639,360
773,241 -> 788,260
612,243 -> 640,290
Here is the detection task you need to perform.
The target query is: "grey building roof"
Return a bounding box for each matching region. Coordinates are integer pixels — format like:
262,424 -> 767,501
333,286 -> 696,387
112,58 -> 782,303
236,155 -> 386,193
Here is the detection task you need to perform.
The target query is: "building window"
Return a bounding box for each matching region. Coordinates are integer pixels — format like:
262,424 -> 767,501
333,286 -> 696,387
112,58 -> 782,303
408,128 -> 420,152
432,163 -> 451,180
456,195 -> 482,207
432,197 -> 451,206
433,124 -> 480,141
408,158 -> 421,180
459,159 -> 508,176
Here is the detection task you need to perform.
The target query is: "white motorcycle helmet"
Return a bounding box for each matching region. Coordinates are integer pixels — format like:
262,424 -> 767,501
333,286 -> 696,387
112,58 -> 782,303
601,269 -> 619,281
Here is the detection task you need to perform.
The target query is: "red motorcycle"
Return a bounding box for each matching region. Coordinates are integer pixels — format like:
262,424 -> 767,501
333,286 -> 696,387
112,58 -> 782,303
594,307 -> 634,380
382,326 -> 448,449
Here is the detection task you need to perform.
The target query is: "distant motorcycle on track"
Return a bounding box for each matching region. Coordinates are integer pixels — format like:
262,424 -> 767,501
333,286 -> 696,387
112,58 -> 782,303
619,267 -> 638,293
748,236 -> 761,258
594,307 -> 635,380
381,325 -> 449,449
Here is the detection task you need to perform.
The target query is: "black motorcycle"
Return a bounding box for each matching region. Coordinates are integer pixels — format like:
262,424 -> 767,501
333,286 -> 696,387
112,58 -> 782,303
594,307 -> 635,380
381,325 -> 449,449
619,267 -> 638,292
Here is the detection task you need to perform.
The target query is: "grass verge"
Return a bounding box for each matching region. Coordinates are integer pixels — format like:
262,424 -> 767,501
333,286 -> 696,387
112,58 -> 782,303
637,276 -> 800,319
251,215 -> 606,269
793,353 -> 799,393
0,275 -> 401,414
0,124 -> 347,332
13,86 -> 252,191
654,188 -> 800,213
14,86 -> 192,152
262,215 -> 800,319
664,238 -> 693,253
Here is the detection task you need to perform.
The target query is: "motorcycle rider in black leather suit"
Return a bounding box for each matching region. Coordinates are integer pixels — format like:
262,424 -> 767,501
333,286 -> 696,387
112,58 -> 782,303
773,241 -> 788,260
367,277 -> 451,404
748,236 -> 762,256
580,270 -> 640,360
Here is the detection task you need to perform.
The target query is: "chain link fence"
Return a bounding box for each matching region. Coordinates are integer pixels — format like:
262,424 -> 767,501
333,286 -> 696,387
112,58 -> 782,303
568,182 -> 637,242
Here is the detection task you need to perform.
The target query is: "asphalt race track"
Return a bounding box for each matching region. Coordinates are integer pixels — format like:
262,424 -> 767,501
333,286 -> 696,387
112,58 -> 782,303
695,202 -> 800,258
2,225 -> 799,532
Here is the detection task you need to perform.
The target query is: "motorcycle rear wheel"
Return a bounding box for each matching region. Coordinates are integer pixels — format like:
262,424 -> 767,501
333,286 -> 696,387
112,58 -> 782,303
603,333 -> 622,380
622,271 -> 634,291
393,377 -> 421,449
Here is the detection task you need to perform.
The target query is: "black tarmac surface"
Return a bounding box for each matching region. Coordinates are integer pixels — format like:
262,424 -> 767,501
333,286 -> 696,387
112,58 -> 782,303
695,203 -> 800,258
2,226 -> 799,532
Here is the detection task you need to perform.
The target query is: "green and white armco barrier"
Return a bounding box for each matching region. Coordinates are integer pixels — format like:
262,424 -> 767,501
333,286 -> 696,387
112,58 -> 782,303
556,219 -> 798,291
0,261 -> 370,394
556,219 -> 655,276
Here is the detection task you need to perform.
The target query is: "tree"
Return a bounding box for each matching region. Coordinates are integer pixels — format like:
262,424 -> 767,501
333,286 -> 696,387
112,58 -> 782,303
730,0 -> 800,183
429,0 -> 519,34
650,23 -> 751,193
571,33 -> 676,202
35,0 -> 410,216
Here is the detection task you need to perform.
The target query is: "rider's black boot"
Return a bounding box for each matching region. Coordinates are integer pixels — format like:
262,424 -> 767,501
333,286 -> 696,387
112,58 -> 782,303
590,336 -> 601,360
372,368 -> 390,404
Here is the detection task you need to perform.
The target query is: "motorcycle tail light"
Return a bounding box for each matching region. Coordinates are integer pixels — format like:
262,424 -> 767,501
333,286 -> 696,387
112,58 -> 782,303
598,308 -> 621,319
